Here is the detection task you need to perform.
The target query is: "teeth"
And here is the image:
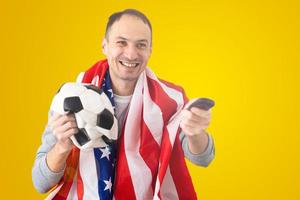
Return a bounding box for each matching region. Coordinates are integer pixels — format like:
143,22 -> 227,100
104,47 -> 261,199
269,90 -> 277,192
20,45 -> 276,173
120,61 -> 138,68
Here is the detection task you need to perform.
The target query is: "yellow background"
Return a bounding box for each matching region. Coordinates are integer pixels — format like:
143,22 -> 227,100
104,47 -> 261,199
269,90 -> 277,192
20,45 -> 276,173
1,0 -> 299,199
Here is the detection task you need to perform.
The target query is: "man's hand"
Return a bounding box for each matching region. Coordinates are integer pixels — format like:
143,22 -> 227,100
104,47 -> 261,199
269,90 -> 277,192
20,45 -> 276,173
50,112 -> 78,152
46,112 -> 78,172
180,99 -> 212,154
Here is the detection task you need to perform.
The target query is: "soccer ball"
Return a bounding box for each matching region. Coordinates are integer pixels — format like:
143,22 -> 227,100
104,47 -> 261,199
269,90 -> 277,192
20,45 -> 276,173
50,82 -> 118,150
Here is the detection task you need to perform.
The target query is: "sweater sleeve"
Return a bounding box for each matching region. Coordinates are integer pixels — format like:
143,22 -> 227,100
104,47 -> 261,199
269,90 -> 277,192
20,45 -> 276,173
32,111 -> 65,193
179,131 -> 215,167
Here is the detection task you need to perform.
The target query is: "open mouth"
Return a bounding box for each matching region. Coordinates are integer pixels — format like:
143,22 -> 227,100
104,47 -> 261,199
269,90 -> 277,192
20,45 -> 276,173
119,60 -> 139,68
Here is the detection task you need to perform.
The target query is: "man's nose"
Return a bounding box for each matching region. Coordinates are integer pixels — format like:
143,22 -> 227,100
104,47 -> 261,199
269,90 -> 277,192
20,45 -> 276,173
124,44 -> 138,60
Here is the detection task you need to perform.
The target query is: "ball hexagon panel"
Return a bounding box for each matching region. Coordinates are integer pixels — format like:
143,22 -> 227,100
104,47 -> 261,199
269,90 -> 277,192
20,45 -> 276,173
74,128 -> 90,146
63,96 -> 83,113
97,108 -> 114,130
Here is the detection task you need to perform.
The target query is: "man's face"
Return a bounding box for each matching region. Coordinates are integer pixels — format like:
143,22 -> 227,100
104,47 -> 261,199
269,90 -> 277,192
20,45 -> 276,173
103,14 -> 152,84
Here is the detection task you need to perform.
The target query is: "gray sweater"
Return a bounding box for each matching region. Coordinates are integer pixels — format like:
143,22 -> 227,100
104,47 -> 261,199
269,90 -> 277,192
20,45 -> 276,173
32,99 -> 215,193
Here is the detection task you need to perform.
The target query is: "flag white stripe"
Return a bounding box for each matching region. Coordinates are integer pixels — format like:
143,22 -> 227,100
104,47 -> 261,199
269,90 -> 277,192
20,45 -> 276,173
67,179 -> 78,200
160,166 -> 179,200
147,68 -> 184,147
45,184 -> 63,200
146,68 -> 184,146
146,68 -> 184,111
44,173 -> 79,200
76,72 -> 85,83
146,68 -> 182,199
166,111 -> 182,146
124,72 -> 153,199
91,75 -> 99,86
153,178 -> 160,200
143,73 -> 164,145
79,150 -> 99,200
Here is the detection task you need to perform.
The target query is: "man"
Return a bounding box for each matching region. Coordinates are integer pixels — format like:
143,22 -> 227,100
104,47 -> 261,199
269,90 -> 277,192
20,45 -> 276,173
32,9 -> 215,199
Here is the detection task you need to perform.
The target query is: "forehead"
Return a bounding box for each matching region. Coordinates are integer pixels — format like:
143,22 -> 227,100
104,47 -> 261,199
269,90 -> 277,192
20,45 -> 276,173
108,15 -> 151,42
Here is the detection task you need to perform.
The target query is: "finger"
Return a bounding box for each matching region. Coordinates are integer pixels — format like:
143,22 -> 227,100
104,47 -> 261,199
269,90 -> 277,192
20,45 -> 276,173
64,128 -> 79,138
49,112 -> 62,124
54,121 -> 78,134
190,107 -> 211,117
66,112 -> 76,119
180,122 -> 202,135
181,112 -> 210,126
180,121 -> 209,134
181,116 -> 210,128
51,114 -> 77,130
55,128 -> 78,141
181,118 -> 210,130
181,109 -> 207,124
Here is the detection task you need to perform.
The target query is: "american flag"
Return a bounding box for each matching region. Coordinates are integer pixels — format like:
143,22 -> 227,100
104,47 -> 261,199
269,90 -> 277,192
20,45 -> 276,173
94,70 -> 117,199
46,60 -> 197,200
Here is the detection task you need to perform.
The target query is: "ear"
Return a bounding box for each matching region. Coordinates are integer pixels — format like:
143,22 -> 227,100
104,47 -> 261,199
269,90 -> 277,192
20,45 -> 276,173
102,38 -> 108,56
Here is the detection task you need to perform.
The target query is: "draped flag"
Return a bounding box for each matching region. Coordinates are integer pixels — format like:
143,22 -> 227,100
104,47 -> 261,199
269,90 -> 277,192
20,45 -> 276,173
46,60 -> 197,200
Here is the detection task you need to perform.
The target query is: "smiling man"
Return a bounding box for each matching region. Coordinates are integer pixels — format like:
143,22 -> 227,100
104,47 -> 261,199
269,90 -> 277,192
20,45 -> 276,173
32,9 -> 215,200
103,14 -> 152,96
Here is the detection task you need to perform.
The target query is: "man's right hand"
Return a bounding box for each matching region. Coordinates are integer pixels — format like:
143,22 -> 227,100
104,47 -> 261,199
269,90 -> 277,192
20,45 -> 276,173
46,112 -> 78,172
49,112 -> 78,152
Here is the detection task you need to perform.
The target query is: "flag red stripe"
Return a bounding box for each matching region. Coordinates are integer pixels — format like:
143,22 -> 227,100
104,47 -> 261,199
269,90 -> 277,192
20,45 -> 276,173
147,76 -> 198,199
140,118 -> 160,193
157,127 -> 173,182
77,162 -> 84,200
114,126 -> 136,200
146,77 -> 178,123
53,147 -> 79,199
146,76 -> 182,197
159,79 -> 189,104
159,79 -> 197,199
169,135 -> 197,199
82,60 -> 108,87
52,195 -> 65,200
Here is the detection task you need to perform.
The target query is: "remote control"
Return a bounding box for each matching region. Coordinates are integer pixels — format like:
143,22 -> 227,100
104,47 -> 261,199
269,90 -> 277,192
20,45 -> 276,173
187,98 -> 215,111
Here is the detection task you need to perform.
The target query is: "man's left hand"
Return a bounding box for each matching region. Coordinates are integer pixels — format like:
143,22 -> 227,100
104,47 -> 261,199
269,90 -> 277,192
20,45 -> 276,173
180,99 -> 212,154
180,99 -> 211,136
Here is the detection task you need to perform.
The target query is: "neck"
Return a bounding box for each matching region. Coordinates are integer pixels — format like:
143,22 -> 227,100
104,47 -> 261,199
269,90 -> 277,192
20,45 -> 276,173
110,78 -> 136,96
113,82 -> 136,96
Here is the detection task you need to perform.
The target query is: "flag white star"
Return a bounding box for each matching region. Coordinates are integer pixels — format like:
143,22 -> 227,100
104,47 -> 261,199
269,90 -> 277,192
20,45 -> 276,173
107,89 -> 113,98
103,177 -> 112,193
100,147 -> 110,160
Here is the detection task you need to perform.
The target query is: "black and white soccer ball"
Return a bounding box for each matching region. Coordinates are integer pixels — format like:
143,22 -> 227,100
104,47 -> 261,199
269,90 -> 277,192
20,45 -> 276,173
50,82 -> 118,150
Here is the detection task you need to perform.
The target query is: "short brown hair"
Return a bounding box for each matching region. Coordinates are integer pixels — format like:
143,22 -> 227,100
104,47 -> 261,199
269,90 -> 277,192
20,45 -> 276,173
105,9 -> 152,40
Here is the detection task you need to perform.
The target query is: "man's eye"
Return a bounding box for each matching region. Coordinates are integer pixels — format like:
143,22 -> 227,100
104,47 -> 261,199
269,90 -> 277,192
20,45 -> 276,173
137,43 -> 147,49
116,41 -> 126,46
